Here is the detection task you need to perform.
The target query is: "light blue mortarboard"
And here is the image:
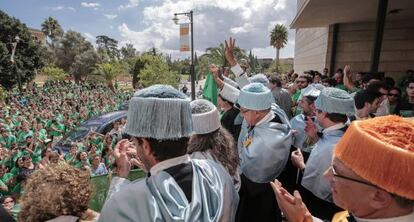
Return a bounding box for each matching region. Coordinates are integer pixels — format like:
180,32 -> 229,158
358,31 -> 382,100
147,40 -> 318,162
125,84 -> 193,140
237,82 -> 274,111
315,87 -> 355,115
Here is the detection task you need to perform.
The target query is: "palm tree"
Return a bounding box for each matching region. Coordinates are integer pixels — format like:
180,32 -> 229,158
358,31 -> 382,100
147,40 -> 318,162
41,17 -> 64,48
270,24 -> 288,73
94,62 -> 124,92
204,43 -> 247,68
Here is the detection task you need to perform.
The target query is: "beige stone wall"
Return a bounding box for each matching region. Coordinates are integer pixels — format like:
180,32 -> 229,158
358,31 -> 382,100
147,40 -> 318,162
331,20 -> 414,80
294,20 -> 414,81
293,27 -> 329,74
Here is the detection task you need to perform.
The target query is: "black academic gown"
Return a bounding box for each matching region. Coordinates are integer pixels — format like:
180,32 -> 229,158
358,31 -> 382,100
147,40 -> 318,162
221,107 -> 242,142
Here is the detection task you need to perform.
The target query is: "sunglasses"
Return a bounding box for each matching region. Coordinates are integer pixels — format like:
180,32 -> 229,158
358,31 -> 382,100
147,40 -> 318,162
331,166 -> 376,187
388,93 -> 400,97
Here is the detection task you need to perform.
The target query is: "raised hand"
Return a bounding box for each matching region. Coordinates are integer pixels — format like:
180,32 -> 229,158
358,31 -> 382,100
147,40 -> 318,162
291,148 -> 305,170
208,64 -> 219,75
344,65 -> 351,77
270,180 -> 313,222
208,64 -> 225,89
113,139 -> 132,178
224,37 -> 237,67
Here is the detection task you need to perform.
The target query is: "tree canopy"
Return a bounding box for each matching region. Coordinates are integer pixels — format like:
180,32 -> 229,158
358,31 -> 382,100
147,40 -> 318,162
0,10 -> 43,90
138,54 -> 180,88
96,35 -> 119,60
41,17 -> 63,47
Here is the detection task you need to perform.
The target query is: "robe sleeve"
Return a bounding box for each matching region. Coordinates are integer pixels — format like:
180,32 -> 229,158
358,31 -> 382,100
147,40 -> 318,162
105,176 -> 130,202
231,64 -> 250,88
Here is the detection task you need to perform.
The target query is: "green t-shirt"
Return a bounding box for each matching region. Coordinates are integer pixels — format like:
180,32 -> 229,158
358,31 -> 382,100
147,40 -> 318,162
335,83 -> 347,91
74,160 -> 90,169
31,144 -> 44,164
38,128 -> 48,141
64,153 -> 77,164
16,130 -> 33,144
49,122 -> 65,137
0,135 -> 17,149
292,90 -> 301,103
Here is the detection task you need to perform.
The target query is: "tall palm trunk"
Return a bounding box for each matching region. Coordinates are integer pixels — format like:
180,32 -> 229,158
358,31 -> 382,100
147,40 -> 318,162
276,48 -> 280,73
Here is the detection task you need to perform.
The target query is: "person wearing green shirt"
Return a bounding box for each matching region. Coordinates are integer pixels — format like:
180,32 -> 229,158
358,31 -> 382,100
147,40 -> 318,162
16,126 -> 33,145
48,120 -> 65,138
334,72 -> 348,91
64,144 -> 78,165
291,89 -> 301,104
74,151 -> 90,170
0,130 -> 17,149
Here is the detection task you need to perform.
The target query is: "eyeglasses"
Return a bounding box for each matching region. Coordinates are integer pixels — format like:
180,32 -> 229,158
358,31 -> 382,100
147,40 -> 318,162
331,166 -> 377,187
388,93 -> 400,97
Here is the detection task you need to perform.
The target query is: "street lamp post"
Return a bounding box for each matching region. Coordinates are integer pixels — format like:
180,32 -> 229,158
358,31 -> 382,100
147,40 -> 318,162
10,36 -> 22,93
173,10 -> 195,100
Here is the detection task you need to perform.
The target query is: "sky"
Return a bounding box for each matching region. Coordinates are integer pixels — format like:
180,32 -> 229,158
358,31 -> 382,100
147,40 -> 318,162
0,0 -> 297,60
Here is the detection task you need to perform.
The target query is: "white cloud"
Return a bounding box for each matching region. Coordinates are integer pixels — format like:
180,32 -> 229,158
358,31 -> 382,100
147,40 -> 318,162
109,25 -> 114,29
81,2 -> 100,8
104,14 -> 118,19
49,6 -> 76,12
274,0 -> 287,10
118,23 -> 165,52
51,6 -> 64,11
118,0 -> 297,59
118,0 -> 139,10
230,23 -> 254,34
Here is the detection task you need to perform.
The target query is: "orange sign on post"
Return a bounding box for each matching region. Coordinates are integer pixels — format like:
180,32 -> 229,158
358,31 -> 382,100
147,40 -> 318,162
180,23 -> 190,52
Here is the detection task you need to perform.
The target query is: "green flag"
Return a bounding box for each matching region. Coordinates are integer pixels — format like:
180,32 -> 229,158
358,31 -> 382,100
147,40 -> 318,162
202,73 -> 218,106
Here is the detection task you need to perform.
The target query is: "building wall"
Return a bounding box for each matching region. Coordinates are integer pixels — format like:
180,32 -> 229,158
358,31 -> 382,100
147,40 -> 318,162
293,27 -> 329,74
329,20 -> 414,80
294,20 -> 414,81
28,28 -> 46,45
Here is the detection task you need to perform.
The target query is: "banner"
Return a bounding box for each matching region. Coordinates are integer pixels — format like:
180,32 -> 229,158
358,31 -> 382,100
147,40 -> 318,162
180,23 -> 190,52
203,73 -> 218,106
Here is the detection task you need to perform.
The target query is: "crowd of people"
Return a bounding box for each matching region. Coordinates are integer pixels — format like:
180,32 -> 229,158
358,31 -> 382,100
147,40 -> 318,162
0,81 -> 132,221
0,37 -> 413,222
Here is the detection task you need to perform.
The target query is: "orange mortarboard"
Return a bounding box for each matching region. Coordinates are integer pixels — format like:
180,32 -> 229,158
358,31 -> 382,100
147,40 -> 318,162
335,115 -> 414,199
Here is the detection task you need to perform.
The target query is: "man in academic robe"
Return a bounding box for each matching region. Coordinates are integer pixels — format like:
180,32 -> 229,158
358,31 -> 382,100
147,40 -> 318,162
211,38 -> 293,222
291,87 -> 355,220
272,115 -> 414,222
98,85 -> 239,222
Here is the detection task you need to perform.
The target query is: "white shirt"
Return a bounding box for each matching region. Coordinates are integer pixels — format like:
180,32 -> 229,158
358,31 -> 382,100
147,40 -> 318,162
255,111 -> 275,126
322,122 -> 346,133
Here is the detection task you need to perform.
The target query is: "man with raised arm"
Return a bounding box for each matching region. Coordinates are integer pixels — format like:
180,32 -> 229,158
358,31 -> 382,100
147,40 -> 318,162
211,38 -> 293,222
99,85 -> 239,222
